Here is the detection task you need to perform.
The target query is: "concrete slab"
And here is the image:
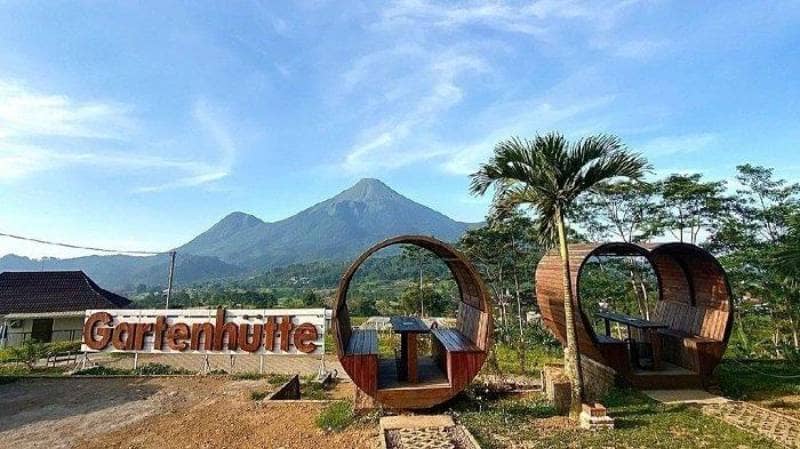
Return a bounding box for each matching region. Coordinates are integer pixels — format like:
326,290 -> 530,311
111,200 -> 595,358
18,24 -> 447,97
644,389 -> 730,405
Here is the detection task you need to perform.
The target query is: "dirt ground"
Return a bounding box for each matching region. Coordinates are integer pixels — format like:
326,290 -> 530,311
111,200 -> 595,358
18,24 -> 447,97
0,377 -> 378,449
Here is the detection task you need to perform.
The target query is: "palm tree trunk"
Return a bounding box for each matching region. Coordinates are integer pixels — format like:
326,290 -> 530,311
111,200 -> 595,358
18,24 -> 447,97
555,209 -> 584,419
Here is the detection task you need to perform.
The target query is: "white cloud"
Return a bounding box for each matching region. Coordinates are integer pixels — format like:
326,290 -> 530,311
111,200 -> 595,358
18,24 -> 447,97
639,133 -> 717,157
0,81 -> 237,191
380,0 -> 643,38
0,80 -> 133,139
336,0 -> 662,174
341,51 -> 487,172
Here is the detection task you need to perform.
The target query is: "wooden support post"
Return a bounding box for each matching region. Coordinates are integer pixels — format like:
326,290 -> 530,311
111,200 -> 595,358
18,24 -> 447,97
407,333 -> 418,383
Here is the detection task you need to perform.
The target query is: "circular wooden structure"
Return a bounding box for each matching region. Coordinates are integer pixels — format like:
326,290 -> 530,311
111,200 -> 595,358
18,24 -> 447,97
535,242 -> 733,388
333,235 -> 492,409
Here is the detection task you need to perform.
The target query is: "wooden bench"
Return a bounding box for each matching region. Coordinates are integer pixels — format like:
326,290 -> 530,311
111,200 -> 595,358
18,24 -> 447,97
345,329 -> 378,355
431,327 -> 485,391
652,301 -> 726,376
431,328 -> 481,353
596,334 -> 623,344
341,329 -> 379,396
594,334 -> 632,375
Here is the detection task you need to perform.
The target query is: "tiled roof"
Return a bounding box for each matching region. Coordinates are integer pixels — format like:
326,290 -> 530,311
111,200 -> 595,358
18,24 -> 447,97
0,271 -> 131,315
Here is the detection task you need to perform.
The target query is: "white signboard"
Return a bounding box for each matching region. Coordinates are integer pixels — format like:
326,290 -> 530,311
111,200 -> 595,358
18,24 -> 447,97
81,308 -> 326,355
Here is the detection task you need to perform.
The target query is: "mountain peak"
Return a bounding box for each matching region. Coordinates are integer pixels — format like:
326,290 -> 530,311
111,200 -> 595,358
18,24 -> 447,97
219,211 -> 264,227
335,178 -> 402,202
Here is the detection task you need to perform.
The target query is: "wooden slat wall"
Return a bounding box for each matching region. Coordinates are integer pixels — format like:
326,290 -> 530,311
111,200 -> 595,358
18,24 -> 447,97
652,244 -> 732,343
447,351 -> 486,392
341,354 -> 378,396
651,253 -> 692,305
535,244 -> 608,364
457,302 -> 490,350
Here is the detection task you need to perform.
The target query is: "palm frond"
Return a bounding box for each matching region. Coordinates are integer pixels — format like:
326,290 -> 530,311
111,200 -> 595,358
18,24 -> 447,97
470,130 -> 650,244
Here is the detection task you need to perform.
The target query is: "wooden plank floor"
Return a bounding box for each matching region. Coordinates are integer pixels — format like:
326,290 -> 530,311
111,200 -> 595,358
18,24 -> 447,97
377,357 -> 449,391
630,361 -> 703,389
632,361 -> 695,376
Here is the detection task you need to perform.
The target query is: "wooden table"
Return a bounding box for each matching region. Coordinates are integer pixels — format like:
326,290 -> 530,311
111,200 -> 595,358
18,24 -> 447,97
597,311 -> 668,370
390,316 -> 429,383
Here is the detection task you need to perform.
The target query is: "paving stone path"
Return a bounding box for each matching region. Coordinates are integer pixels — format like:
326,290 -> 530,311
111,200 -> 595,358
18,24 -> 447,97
700,401 -> 800,449
380,415 -> 478,449
388,428 -> 456,449
646,389 -> 799,448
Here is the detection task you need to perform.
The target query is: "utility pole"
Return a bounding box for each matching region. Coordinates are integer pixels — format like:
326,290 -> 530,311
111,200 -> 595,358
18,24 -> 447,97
165,251 -> 176,309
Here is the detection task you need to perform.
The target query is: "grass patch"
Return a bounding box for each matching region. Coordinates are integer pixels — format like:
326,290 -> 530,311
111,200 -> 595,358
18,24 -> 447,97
300,375 -> 330,400
486,342 -> 562,376
232,372 -> 267,380
250,390 -> 268,401
265,373 -> 293,386
73,363 -> 191,376
315,401 -> 355,432
0,364 -> 66,376
458,387 -> 780,449
718,359 -> 800,400
443,386 -> 558,446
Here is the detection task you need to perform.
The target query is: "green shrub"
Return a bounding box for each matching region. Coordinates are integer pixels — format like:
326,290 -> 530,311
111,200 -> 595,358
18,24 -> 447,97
0,347 -> 15,363
73,366 -> 131,376
134,363 -> 191,375
301,381 -> 328,400
315,401 -> 354,432
45,341 -> 82,354
6,340 -> 47,368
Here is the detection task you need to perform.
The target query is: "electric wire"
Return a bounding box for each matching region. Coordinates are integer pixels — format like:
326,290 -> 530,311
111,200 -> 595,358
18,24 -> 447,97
0,231 -> 172,255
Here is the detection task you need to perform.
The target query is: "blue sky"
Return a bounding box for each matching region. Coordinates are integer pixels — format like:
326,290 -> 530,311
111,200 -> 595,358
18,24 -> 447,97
0,1 -> 798,258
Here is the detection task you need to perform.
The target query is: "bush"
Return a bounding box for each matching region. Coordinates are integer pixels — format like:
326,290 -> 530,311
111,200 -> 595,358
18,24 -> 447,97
73,366 -> 131,376
0,347 -> 14,363
134,363 -> 191,375
315,401 -> 354,432
7,340 -> 48,368
45,341 -> 82,354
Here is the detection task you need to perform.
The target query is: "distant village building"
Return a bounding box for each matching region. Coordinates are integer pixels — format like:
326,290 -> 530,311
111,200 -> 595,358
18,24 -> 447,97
0,271 -> 131,347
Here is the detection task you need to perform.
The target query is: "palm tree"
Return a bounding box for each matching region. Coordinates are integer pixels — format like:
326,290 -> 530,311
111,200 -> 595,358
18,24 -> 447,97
470,132 -> 649,417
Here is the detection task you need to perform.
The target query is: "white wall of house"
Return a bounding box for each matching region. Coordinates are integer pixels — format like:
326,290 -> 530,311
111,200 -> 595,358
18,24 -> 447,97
3,316 -> 83,346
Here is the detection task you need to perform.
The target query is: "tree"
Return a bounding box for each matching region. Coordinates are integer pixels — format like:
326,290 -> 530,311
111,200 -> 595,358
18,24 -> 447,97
574,181 -> 660,319
708,165 -> 800,354
301,290 -> 319,307
654,174 -> 727,244
398,278 -> 452,317
459,211 -> 540,344
400,245 -> 437,317
575,180 -> 659,243
470,132 -> 649,418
